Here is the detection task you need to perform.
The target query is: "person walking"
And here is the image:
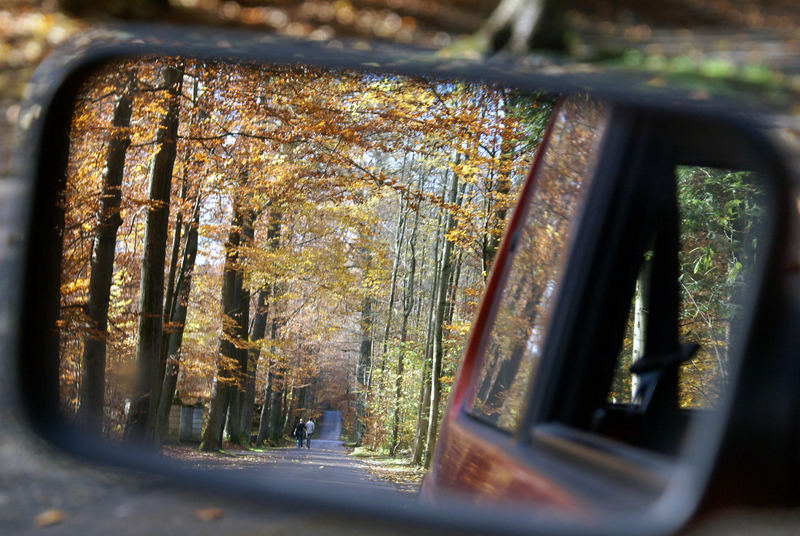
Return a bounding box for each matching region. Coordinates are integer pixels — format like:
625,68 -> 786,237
293,418 -> 306,449
304,417 -> 315,449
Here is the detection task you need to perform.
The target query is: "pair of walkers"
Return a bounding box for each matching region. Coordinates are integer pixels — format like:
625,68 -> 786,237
293,417 -> 315,448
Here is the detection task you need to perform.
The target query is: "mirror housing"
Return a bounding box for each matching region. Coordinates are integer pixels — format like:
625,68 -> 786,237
9,25 -> 799,535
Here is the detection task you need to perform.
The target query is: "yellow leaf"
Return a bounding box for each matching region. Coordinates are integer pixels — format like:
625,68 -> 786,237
194,507 -> 224,521
34,509 -> 66,527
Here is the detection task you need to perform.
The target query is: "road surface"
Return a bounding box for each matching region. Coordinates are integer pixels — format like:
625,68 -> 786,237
246,410 -> 418,499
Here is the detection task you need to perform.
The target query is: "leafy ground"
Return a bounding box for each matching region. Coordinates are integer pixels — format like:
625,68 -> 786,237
161,443 -> 286,471
349,447 -> 426,491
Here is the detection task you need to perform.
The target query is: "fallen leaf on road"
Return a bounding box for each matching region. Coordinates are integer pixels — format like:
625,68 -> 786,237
194,507 -> 224,521
34,509 -> 66,527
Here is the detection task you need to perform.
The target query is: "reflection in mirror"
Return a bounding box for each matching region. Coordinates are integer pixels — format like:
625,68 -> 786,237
608,167 -> 764,411
469,98 -> 609,431
57,55 -> 556,497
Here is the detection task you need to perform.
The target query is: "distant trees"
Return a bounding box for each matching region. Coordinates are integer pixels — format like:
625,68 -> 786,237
58,57 -> 554,460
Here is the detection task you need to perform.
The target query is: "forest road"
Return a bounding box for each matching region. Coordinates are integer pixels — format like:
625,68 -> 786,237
250,410 -> 419,500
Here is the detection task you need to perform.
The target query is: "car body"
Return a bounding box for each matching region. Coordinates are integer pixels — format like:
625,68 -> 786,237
422,88 -> 800,529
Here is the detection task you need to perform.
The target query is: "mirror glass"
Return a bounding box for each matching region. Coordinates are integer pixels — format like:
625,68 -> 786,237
52,54 -> 766,516
58,55 -> 555,500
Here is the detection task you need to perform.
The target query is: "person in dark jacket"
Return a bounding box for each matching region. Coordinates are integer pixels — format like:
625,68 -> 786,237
293,418 -> 306,448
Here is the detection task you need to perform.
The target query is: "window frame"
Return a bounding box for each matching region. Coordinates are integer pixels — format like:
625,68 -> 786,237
458,103 -> 785,509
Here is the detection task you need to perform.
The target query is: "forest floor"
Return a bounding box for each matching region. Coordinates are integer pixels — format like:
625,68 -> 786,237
349,447 -> 427,489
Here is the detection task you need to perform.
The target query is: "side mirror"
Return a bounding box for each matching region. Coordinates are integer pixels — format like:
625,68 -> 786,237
10,27 -> 798,535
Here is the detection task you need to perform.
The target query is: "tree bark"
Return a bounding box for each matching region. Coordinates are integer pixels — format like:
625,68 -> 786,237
631,259 -> 652,401
157,77 -> 198,410
266,311 -> 285,442
239,288 -> 267,443
77,69 -> 136,432
254,207 -> 282,444
376,200 -> 407,401
412,179 -> 447,465
199,198 -> 246,451
354,288 -> 374,445
478,0 -> 569,53
126,62 -> 184,442
227,210 -> 256,444
391,199 -> 419,454
424,160 -> 459,468
154,192 -> 202,445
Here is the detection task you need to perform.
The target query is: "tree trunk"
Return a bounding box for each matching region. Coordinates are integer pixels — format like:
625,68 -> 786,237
631,259 -> 652,401
254,207 -> 282,444
354,287 -> 374,446
478,0 -> 569,53
391,200 -> 420,454
126,62 -> 184,442
158,185 -> 184,400
154,193 -> 202,445
412,179 -> 447,465
77,69 -> 136,432
256,358 -> 272,445
227,210 -> 256,444
376,200 -> 407,408
240,288 -> 268,443
156,76 -> 197,410
266,312 -> 285,442
199,198 -> 246,451
424,160 -> 459,468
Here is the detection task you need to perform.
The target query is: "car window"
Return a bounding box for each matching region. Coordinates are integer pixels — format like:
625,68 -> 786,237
607,166 -> 764,409
469,97 -> 610,431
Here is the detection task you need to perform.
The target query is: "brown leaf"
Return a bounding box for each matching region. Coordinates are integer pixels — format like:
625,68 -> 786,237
34,509 -> 66,527
194,507 -> 224,522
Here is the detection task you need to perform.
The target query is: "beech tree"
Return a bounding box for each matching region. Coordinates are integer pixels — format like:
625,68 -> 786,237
77,69 -> 137,431
126,61 -> 185,441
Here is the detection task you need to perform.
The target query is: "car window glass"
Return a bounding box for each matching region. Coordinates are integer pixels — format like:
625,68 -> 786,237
469,97 -> 610,431
607,166 -> 764,409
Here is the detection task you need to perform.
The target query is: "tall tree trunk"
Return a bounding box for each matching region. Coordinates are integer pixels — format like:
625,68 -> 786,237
126,62 -> 184,441
227,210 -> 256,444
256,358 -> 272,445
631,259 -> 652,401
225,275 -> 245,443
77,69 -> 136,431
158,180 -> 185,400
354,287 -> 374,446
240,288 -> 268,444
424,159 -> 460,468
154,193 -> 202,445
376,200 -> 407,407
254,207 -> 282,444
282,381 -> 296,436
266,311 -> 285,442
199,198 -> 246,451
156,75 -> 198,411
412,177 -> 447,465
391,200 -> 420,454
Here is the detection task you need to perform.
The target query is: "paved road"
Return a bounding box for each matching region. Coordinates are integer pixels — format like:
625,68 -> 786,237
247,411 -> 418,500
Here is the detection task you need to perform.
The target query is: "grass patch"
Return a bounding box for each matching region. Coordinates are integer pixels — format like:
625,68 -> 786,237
350,446 -> 389,458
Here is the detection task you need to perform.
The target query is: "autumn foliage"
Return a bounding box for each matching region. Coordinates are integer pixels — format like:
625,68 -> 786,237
58,56 -> 554,458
